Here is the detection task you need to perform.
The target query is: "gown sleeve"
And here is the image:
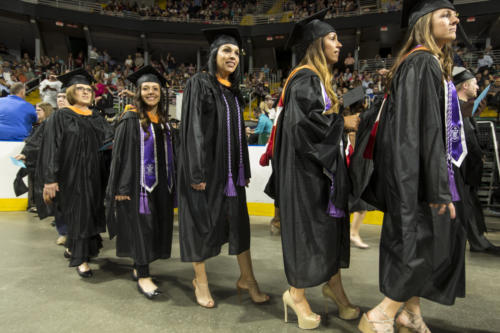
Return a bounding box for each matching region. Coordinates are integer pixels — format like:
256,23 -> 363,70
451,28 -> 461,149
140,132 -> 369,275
392,55 -> 451,204
180,76 -> 209,185
21,122 -> 45,171
39,110 -> 64,184
285,74 -> 344,172
108,116 -> 136,197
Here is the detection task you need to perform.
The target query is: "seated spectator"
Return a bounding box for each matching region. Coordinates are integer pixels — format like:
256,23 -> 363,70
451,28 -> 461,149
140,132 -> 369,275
0,82 -> 37,141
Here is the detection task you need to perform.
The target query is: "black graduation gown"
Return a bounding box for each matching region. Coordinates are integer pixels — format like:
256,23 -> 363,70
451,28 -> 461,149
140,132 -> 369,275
178,73 -> 251,262
369,51 -> 466,305
13,123 -> 43,197
105,111 -> 174,265
273,69 -> 350,288
38,107 -> 113,266
455,105 -> 495,251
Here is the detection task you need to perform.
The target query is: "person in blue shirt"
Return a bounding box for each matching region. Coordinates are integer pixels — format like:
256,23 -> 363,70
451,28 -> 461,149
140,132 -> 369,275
0,82 -> 37,141
247,104 -> 273,145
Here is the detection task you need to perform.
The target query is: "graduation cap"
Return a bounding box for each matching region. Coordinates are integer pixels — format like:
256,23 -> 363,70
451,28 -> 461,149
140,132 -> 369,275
58,68 -> 94,89
401,0 -> 472,48
452,66 -> 475,86
126,65 -> 167,87
401,0 -> 455,28
286,9 -> 335,62
342,86 -> 365,108
202,27 -> 242,52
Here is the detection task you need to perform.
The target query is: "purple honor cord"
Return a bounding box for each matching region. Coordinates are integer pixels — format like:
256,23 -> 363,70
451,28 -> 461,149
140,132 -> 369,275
221,92 -> 245,197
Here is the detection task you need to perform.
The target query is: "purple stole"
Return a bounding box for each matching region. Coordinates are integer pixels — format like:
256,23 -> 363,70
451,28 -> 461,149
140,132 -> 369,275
445,80 -> 467,202
139,122 -> 175,214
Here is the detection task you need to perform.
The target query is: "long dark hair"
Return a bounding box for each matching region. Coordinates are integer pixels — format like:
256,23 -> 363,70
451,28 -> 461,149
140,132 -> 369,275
207,45 -> 241,94
134,82 -> 168,136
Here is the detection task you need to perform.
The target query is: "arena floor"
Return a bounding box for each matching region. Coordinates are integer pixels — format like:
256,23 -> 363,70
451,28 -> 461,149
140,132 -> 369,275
0,212 -> 499,333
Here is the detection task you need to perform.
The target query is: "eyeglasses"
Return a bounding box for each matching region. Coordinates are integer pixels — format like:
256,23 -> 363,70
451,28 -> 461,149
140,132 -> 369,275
75,86 -> 93,93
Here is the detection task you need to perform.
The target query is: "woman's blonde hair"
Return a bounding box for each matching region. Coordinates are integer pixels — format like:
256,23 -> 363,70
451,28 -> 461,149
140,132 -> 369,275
66,85 -> 95,106
298,37 -> 340,114
386,11 -> 454,91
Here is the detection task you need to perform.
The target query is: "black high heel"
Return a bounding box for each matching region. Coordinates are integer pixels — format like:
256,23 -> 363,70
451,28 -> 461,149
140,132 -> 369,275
137,281 -> 161,299
64,249 -> 71,259
76,267 -> 93,278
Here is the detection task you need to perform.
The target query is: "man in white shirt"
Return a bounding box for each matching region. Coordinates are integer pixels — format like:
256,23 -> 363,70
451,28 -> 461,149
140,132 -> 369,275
477,52 -> 493,71
39,71 -> 62,108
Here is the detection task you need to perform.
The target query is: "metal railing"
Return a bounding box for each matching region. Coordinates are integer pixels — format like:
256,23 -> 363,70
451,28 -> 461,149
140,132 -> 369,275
19,0 -> 406,26
359,50 -> 500,73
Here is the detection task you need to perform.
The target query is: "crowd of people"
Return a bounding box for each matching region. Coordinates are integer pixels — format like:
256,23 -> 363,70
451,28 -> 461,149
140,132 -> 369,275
102,0 -> 259,22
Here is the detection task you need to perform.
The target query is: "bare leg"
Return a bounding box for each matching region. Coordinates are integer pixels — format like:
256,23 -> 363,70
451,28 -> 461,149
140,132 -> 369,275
236,250 -> 269,303
396,297 -> 431,332
192,261 -> 214,308
270,207 -> 280,235
327,271 -> 357,308
351,211 -> 369,248
290,287 -> 320,320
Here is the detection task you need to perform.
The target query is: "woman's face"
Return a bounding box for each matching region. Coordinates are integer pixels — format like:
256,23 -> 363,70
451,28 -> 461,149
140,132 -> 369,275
140,82 -> 161,107
216,43 -> 240,76
432,8 -> 459,45
323,32 -> 343,65
74,84 -> 93,106
57,92 -> 68,109
36,105 -> 46,122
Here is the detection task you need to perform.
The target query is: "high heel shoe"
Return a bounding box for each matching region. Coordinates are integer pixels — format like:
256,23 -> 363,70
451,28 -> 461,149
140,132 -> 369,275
64,249 -> 71,259
322,283 -> 360,320
76,267 -> 93,278
358,308 -> 394,333
236,279 -> 270,304
395,308 -> 431,333
192,279 -> 215,308
282,289 -> 321,330
137,281 -> 161,300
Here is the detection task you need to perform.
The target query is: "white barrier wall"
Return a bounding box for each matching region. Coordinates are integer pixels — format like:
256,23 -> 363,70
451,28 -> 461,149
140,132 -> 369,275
0,141 -> 27,198
0,143 -> 272,203
246,145 -> 273,204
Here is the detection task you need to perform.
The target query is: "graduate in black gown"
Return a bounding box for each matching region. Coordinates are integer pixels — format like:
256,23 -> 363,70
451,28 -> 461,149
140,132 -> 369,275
178,27 -> 269,308
273,10 -> 361,330
359,1 -> 467,332
40,69 -> 113,278
105,66 -> 175,299
452,67 -> 500,255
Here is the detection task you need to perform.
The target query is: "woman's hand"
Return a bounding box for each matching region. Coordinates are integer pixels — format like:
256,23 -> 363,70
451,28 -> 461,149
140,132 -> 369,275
118,89 -> 135,98
343,114 -> 360,131
43,183 -> 59,204
191,182 -> 206,191
115,195 -> 131,201
429,202 -> 456,219
14,154 -> 26,161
